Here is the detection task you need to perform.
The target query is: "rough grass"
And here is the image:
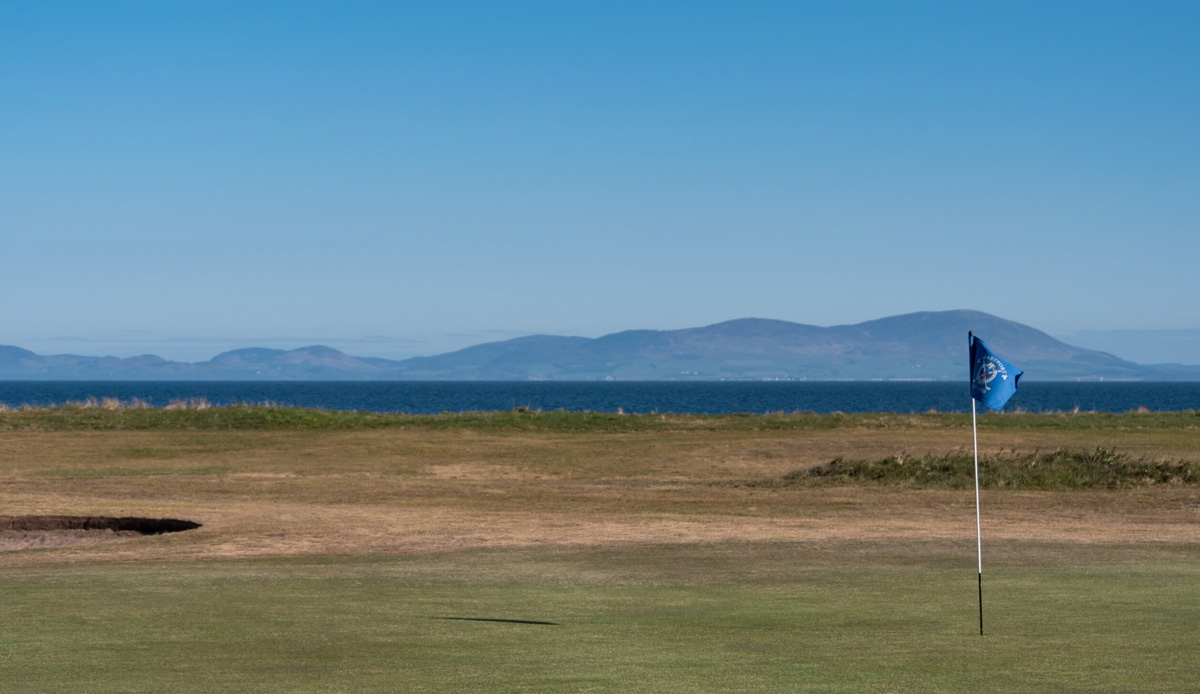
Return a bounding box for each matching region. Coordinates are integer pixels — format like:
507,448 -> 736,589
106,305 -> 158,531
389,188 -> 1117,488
795,447 -> 1200,490
2,403 -> 1200,432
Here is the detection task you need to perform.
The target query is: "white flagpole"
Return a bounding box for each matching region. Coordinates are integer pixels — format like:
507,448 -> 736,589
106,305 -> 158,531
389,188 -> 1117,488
970,330 -> 984,636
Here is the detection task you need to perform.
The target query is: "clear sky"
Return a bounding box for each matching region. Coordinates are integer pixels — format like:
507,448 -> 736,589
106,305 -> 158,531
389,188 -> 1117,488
3,1 -> 1198,364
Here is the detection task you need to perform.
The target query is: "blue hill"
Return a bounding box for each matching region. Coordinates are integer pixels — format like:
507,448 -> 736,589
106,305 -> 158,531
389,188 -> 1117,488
3,310 -> 1197,381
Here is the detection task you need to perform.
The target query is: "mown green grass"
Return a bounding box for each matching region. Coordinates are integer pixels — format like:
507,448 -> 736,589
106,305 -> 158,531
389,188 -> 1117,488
1,543 -> 1196,693
2,404 -> 1200,433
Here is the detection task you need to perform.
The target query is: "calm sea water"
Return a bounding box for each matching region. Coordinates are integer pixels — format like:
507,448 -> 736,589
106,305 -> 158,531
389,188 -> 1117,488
1,381 -> 1198,414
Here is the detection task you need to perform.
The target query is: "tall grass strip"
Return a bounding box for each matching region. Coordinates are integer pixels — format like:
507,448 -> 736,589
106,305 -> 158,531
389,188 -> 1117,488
798,447 -> 1199,490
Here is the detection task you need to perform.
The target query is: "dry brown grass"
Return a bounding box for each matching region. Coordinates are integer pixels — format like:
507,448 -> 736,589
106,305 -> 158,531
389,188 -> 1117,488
1,422 -> 1197,567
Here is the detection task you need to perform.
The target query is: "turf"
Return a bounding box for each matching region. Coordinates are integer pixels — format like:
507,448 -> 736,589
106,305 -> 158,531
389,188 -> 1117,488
2,543 -> 1196,693
0,408 -> 1197,691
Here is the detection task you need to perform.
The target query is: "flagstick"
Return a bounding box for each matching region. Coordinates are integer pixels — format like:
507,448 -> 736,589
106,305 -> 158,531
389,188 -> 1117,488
972,396 -> 984,636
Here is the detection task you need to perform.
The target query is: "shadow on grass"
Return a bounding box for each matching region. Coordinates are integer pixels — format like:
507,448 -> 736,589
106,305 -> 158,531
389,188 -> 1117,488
434,617 -> 559,626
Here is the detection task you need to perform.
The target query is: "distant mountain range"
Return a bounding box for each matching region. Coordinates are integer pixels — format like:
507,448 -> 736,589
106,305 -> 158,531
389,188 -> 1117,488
4,310 -> 1199,381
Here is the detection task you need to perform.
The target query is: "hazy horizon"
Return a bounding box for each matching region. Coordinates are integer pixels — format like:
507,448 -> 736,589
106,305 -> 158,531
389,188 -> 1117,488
5,2 -> 1197,366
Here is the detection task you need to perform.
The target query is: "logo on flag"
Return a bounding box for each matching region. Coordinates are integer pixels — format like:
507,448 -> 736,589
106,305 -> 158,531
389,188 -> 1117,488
970,335 -> 1023,410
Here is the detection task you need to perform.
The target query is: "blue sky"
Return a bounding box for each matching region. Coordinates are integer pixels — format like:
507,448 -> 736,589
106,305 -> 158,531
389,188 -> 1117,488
3,1 -> 1199,364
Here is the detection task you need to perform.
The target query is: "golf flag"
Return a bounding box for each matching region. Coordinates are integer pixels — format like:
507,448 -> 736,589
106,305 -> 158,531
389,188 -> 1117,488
970,336 -> 1023,410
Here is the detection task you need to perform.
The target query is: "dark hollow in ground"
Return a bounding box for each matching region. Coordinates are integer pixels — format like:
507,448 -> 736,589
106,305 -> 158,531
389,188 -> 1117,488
0,515 -> 201,551
0,515 -> 201,534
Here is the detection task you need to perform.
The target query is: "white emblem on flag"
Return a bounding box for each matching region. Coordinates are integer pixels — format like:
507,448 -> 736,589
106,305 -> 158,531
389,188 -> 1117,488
975,356 -> 1007,393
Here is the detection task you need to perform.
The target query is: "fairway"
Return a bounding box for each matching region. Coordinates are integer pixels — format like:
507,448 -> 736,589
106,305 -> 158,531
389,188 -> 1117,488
1,408 -> 1197,692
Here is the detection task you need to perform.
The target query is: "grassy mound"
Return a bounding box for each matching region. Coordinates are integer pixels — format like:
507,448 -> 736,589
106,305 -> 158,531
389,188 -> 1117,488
799,447 -> 1200,490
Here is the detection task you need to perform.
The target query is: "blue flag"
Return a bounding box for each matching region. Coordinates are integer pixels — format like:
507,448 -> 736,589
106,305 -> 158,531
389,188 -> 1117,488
970,335 -> 1023,410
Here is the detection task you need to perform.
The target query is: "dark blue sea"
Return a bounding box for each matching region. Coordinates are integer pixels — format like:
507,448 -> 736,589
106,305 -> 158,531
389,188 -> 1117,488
1,381 -> 1198,414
